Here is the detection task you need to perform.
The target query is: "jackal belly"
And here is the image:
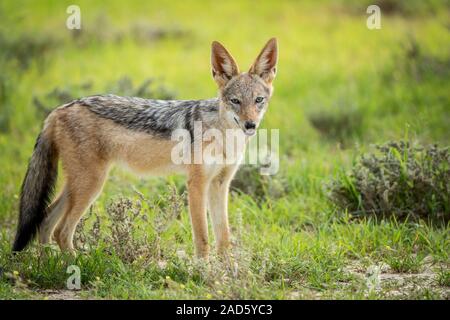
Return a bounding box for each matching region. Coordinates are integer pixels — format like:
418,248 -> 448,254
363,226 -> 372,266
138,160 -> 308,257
114,133 -> 186,176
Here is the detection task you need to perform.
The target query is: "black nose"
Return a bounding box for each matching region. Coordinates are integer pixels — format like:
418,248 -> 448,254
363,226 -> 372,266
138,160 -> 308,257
244,121 -> 256,130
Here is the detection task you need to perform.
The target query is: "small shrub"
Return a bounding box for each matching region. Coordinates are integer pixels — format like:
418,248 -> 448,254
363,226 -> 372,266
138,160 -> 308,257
329,141 -> 450,222
130,21 -> 190,43
372,0 -> 442,16
33,82 -> 93,117
401,36 -> 450,82
70,16 -> 190,47
384,36 -> 450,84
343,0 -> 443,16
105,198 -> 150,263
231,165 -> 288,204
308,104 -> 364,146
0,32 -> 58,69
133,185 -> 186,259
74,206 -> 101,250
105,76 -> 177,100
436,267 -> 450,287
0,74 -> 12,132
74,186 -> 185,263
385,252 -> 424,273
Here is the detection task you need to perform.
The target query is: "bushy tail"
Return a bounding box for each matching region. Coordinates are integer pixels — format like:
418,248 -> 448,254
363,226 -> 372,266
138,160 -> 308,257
12,132 -> 58,252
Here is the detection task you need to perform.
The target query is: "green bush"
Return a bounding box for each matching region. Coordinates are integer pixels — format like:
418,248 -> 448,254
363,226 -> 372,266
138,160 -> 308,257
329,141 -> 449,222
401,36 -> 450,82
231,164 -> 288,204
0,32 -> 57,70
308,104 -> 364,146
343,0 -> 444,16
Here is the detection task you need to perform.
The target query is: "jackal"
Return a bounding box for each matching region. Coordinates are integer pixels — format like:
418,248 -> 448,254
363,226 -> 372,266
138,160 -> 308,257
13,38 -> 278,258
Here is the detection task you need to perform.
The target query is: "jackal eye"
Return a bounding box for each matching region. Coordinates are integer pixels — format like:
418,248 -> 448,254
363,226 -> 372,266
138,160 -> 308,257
230,98 -> 240,105
255,96 -> 264,103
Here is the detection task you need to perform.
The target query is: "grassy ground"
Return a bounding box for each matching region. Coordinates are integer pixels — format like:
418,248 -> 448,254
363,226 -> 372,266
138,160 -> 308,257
0,0 -> 449,299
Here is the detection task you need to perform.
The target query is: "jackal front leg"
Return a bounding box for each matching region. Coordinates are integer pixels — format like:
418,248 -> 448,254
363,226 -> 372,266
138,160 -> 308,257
187,169 -> 210,258
208,174 -> 232,255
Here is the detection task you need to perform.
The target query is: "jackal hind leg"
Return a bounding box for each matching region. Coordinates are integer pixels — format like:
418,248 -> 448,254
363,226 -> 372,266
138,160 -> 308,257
54,164 -> 109,251
39,186 -> 69,244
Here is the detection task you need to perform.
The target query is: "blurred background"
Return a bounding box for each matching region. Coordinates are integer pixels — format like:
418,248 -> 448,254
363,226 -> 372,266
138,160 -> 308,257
0,0 -> 448,299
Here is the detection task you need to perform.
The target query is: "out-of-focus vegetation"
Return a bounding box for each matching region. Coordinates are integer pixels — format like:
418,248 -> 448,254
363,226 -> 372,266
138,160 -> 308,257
0,0 -> 449,299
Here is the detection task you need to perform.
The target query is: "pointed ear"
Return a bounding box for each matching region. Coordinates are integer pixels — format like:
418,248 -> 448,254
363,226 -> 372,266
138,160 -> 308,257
211,41 -> 240,88
249,38 -> 278,84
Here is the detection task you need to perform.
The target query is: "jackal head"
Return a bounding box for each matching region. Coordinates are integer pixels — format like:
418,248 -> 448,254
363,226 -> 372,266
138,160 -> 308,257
211,38 -> 278,136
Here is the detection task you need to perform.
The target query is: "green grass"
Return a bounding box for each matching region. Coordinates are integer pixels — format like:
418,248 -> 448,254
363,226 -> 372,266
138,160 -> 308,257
0,0 -> 449,299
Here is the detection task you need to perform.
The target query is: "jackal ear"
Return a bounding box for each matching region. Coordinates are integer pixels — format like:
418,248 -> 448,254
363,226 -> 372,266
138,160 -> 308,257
211,41 -> 240,88
249,38 -> 278,84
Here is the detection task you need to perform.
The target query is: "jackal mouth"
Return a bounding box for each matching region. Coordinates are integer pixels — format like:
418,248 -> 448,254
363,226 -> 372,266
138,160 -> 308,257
243,128 -> 256,136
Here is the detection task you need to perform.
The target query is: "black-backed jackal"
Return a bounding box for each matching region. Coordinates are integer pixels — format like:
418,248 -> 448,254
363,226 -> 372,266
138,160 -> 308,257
13,38 -> 278,258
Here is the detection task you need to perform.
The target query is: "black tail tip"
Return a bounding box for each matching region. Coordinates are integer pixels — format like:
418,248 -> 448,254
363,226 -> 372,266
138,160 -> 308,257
12,233 -> 30,252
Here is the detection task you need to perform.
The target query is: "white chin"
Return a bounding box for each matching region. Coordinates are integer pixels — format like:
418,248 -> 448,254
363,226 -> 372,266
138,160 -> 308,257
244,129 -> 256,136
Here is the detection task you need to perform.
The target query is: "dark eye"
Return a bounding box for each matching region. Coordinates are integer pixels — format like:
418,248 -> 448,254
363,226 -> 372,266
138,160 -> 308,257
255,96 -> 264,103
230,98 -> 240,105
